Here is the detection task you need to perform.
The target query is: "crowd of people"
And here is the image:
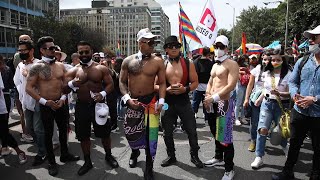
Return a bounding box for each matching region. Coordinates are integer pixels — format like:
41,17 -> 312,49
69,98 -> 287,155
0,25 -> 320,180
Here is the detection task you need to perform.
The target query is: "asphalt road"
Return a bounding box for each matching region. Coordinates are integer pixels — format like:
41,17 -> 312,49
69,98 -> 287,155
0,107 -> 313,180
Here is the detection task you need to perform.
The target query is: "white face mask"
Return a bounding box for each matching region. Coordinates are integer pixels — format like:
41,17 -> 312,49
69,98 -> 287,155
309,44 -> 320,54
214,48 -> 228,62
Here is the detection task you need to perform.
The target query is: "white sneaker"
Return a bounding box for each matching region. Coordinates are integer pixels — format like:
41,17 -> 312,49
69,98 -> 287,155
235,119 -> 242,126
222,170 -> 235,180
194,113 -> 197,119
251,157 -> 263,169
1,147 -> 13,156
20,133 -> 34,143
18,152 -> 27,164
204,158 -> 225,167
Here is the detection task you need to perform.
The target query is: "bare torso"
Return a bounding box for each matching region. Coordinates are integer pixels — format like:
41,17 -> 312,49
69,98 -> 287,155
166,60 -> 183,86
35,61 -> 65,100
127,54 -> 160,98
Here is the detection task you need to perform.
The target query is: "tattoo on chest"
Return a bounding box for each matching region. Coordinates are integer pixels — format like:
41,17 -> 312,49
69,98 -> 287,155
29,62 -> 51,79
128,60 -> 149,74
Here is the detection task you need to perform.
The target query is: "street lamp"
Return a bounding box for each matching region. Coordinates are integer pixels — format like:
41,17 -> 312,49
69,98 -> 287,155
264,0 -> 289,48
226,3 -> 235,53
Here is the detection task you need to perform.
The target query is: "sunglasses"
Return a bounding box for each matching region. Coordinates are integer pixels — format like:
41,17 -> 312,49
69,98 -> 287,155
78,50 -> 91,55
213,44 -> 226,50
271,59 -> 282,63
311,35 -> 319,41
141,40 -> 157,46
43,46 -> 57,51
167,44 -> 182,49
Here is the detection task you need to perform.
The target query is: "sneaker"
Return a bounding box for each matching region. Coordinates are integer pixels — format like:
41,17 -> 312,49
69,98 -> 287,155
282,147 -> 288,157
111,124 -> 119,132
32,155 -> 46,166
251,157 -> 263,169
173,126 -> 184,134
18,152 -> 27,164
20,133 -> 34,143
1,147 -> 13,156
248,141 -> 256,152
271,171 -> 295,180
241,118 -> 248,125
222,170 -> 235,180
194,113 -> 197,119
235,119 -> 242,126
204,158 -> 225,167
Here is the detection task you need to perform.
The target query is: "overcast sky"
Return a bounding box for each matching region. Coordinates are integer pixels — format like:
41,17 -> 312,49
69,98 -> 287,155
61,0 -> 280,36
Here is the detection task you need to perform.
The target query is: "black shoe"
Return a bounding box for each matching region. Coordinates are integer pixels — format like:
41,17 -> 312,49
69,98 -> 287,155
78,161 -> 93,176
32,155 -> 46,166
191,154 -> 204,168
105,155 -> 119,168
48,163 -> 58,176
60,153 -> 80,163
161,156 -> 177,167
144,169 -> 154,180
272,171 -> 295,180
129,150 -> 140,168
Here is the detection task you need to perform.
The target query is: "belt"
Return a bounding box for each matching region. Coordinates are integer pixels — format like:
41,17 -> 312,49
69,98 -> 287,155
265,97 -> 290,104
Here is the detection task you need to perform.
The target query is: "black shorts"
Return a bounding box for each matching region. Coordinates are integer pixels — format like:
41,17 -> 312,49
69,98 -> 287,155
75,101 -> 111,141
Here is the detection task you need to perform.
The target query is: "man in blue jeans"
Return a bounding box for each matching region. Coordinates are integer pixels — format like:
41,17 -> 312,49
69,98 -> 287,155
272,25 -> 320,180
192,47 -> 214,123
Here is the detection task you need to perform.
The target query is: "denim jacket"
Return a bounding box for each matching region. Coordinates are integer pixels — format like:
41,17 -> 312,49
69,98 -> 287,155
289,53 -> 320,117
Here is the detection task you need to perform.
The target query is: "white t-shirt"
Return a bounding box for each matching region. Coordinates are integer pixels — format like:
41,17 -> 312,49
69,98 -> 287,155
262,70 -> 291,100
250,64 -> 264,91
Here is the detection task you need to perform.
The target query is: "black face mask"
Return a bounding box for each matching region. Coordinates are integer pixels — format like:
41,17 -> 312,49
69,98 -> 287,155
19,53 -> 30,60
79,56 -> 91,64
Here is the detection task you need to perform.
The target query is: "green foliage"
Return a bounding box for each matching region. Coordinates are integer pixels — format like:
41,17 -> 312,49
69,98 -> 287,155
29,13 -> 105,61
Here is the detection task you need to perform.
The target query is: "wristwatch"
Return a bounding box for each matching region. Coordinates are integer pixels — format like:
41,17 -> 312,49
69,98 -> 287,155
313,96 -> 318,103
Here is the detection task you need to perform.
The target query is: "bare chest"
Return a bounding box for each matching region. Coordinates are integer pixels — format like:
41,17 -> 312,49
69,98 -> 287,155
76,67 -> 103,83
38,64 -> 64,81
212,65 -> 228,79
128,59 -> 157,76
166,62 -> 183,80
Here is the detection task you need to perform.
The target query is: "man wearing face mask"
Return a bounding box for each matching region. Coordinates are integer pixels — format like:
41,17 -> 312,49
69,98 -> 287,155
203,35 -> 239,180
26,36 -> 80,176
157,35 -> 203,169
13,40 -> 46,166
64,41 -> 117,176
119,28 -> 166,180
272,25 -> 320,180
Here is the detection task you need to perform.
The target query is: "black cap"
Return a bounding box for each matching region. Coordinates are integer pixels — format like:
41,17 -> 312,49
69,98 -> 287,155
163,36 -> 181,49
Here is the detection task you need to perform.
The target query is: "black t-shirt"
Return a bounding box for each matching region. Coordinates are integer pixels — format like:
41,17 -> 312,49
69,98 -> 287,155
193,57 -> 214,84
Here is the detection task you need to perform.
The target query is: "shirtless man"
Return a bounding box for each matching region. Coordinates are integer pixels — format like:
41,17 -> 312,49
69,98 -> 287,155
65,41 -> 118,176
26,36 -> 79,176
203,35 -> 239,180
158,36 -> 203,168
119,28 -> 166,180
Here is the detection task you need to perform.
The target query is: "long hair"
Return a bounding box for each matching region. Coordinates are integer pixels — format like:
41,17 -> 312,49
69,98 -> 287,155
264,49 -> 289,79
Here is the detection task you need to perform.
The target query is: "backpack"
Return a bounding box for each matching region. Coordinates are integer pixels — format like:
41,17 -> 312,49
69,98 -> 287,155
239,67 -> 250,86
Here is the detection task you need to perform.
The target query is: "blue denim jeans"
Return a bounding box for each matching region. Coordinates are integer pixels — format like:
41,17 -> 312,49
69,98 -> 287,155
24,103 -> 46,157
249,100 -> 260,141
192,90 -> 208,120
255,99 -> 288,157
235,82 -> 247,119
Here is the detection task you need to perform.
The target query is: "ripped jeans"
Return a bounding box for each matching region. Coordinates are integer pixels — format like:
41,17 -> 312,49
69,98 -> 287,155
255,99 -> 288,157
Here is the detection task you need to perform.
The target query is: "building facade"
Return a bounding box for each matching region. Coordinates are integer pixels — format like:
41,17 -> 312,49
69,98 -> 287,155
0,0 -> 56,58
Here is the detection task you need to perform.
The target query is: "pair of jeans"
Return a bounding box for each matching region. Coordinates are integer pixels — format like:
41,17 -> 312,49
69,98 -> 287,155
249,100 -> 260,141
284,108 -> 320,173
192,90 -> 208,120
235,82 -> 247,120
207,105 -> 234,172
0,94 -> 18,149
40,104 -> 69,164
24,104 -> 46,157
162,101 -> 200,156
256,99 -> 288,157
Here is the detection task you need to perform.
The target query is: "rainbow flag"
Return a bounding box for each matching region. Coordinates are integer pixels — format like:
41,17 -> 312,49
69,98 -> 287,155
116,40 -> 121,57
292,35 -> 300,56
179,14 -> 188,58
240,32 -> 247,55
179,2 -> 202,44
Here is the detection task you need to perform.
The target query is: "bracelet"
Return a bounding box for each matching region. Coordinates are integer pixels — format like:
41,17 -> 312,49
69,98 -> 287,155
158,98 -> 165,105
211,93 -> 221,103
99,91 -> 107,98
185,86 -> 191,93
122,94 -> 131,104
60,95 -> 67,101
39,98 -> 47,105
68,80 -> 79,91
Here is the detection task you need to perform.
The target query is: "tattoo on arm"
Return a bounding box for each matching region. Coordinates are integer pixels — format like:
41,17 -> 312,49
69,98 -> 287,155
119,58 -> 130,95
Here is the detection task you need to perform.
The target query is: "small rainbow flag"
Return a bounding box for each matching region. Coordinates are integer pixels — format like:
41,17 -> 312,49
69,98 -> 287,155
292,35 -> 300,56
179,2 -> 202,44
240,32 -> 247,55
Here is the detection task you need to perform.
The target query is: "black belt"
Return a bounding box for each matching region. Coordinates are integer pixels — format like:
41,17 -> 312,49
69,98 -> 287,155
265,97 -> 290,104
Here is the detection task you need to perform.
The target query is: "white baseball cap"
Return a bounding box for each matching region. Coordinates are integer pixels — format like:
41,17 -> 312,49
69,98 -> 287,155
214,35 -> 229,47
249,54 -> 257,59
95,103 -> 109,125
137,28 -> 157,42
99,52 -> 105,58
303,25 -> 320,38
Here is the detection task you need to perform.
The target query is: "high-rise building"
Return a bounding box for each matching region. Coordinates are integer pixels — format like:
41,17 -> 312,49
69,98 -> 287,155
0,0 -> 57,58
61,3 -> 152,56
